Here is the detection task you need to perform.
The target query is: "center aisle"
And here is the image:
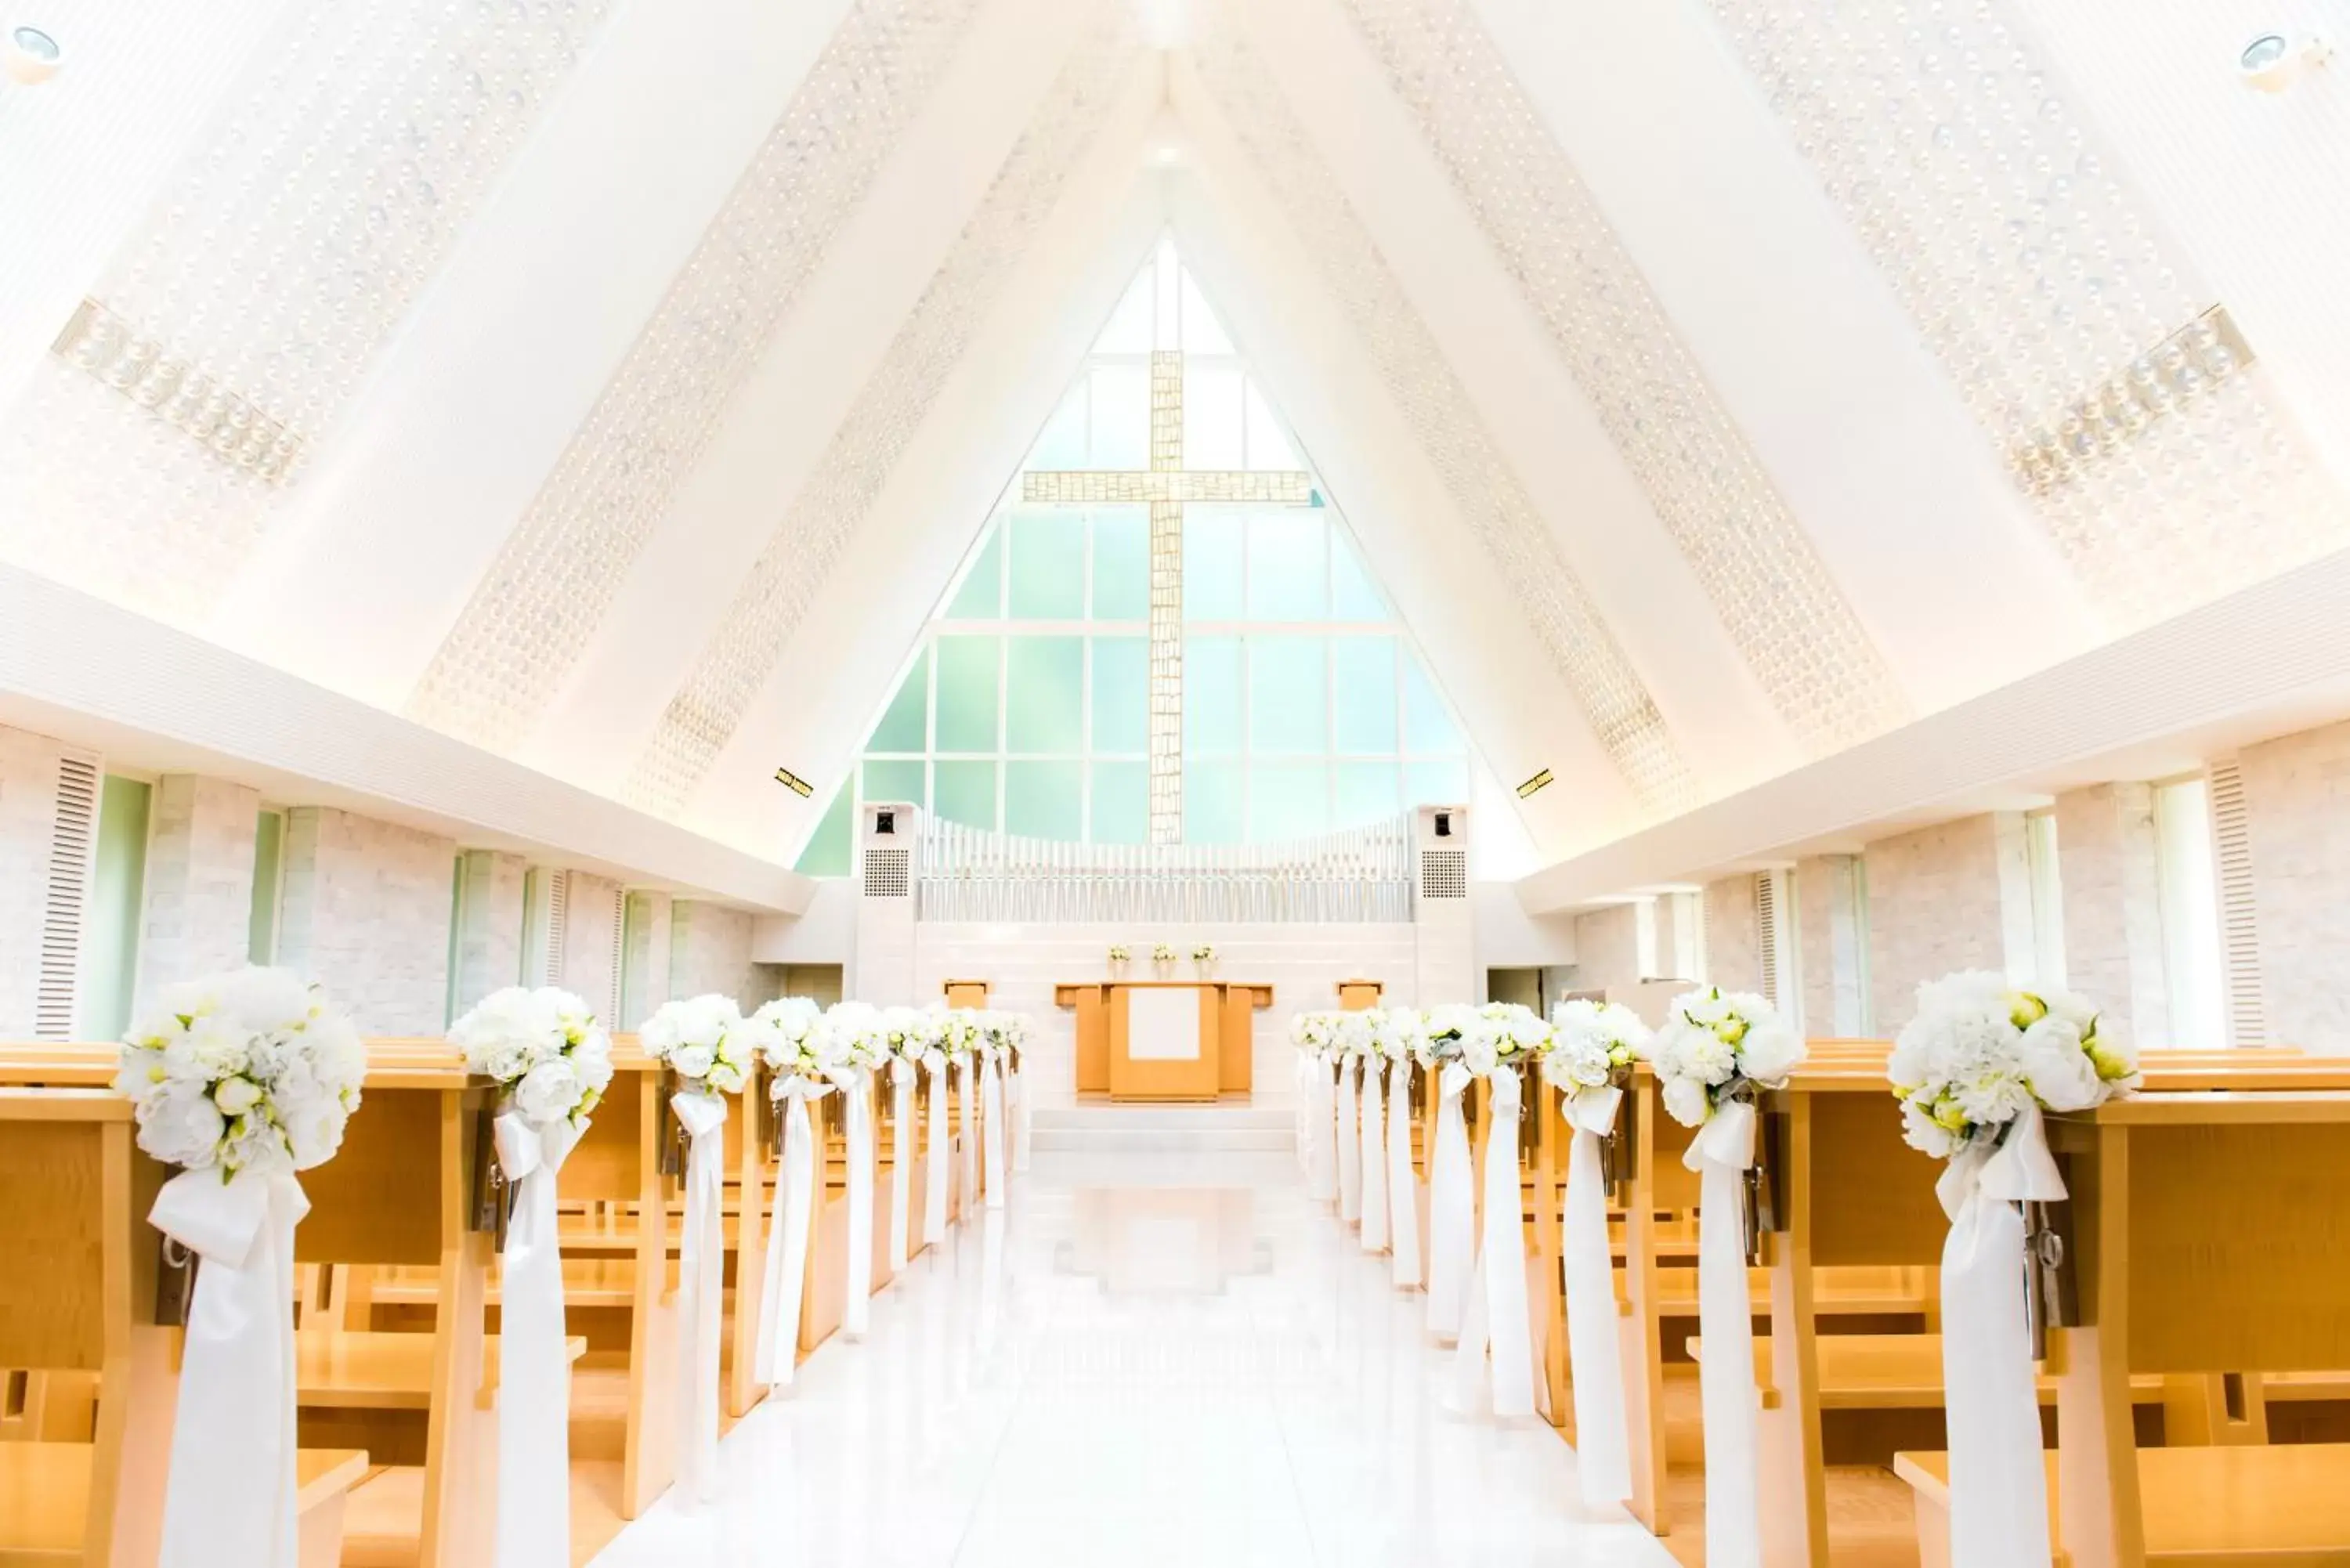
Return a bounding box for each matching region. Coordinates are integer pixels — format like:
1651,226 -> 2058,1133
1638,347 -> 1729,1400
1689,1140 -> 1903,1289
591,1151 -> 1676,1567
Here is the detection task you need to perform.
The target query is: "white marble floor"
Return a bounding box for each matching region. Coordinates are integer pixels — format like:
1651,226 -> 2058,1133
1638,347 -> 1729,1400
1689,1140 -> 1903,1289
591,1152 -> 1679,1566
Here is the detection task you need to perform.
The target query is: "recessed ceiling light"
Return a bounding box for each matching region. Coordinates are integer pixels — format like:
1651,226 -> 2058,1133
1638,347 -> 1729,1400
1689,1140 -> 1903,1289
5,25 -> 63,85
1153,143 -> 1182,168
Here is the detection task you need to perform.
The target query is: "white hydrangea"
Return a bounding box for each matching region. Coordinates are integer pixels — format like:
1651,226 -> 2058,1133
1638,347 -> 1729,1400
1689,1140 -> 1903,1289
114,966 -> 365,1177
1889,970 -> 2137,1158
937,1008 -> 983,1057
1289,1010 -> 1340,1057
1651,986 -> 1805,1129
1369,1007 -> 1426,1064
1543,998 -> 1650,1094
449,985 -> 613,1128
745,995 -> 834,1087
640,993 -> 751,1094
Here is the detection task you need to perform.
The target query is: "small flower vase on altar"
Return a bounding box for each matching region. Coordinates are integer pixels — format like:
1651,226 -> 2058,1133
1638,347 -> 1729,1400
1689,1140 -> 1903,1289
1151,944 -> 1176,978
1191,944 -> 1217,978
1107,945 -> 1130,977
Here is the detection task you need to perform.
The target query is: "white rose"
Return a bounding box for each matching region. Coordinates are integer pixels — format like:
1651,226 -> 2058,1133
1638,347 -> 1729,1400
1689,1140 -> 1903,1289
515,1057 -> 584,1123
139,1079 -> 227,1168
212,1076 -> 263,1116
672,1043 -> 716,1081
1900,1097 -> 1958,1158
707,1057 -> 747,1095
2019,1017 -> 2100,1111
1661,1075 -> 1710,1128
1737,1022 -> 1805,1086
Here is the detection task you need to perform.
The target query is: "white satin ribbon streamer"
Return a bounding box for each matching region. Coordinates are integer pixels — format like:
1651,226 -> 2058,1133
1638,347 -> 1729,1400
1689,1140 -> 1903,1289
153,1166 -> 308,1568
1451,1067 -> 1535,1418
1387,1060 -> 1422,1288
922,1050 -> 950,1245
1939,1104 -> 2063,1568
887,1058 -> 916,1274
755,1079 -> 830,1389
672,1089 -> 729,1502
1427,1062 -> 1475,1336
492,1111 -> 585,1568
957,1054 -> 978,1212
1009,1053 -> 1032,1173
1561,1087 -> 1632,1505
841,1068 -> 876,1339
1294,1052 -> 1312,1175
1686,1100 -> 1762,1568
981,1052 -> 1007,1210
1360,1058 -> 1390,1253
1336,1056 -> 1362,1224
1307,1057 -> 1338,1202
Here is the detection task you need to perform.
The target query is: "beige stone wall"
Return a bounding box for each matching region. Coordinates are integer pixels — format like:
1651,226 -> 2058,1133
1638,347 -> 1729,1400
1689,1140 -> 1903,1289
2052,782 -> 2171,1048
276,806 -> 456,1034
1571,903 -> 1642,999
2236,719 -> 2350,1049
559,870 -> 625,1022
1795,854 -> 1868,1036
1861,813 -> 2028,1030
452,849 -> 527,1013
136,775 -> 261,1010
1705,874 -> 1763,994
0,725 -> 80,1035
669,899 -> 756,1003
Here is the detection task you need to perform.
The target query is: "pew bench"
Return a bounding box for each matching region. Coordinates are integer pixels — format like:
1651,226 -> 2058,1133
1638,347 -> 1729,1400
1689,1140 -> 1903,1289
0,1441 -> 371,1568
1895,1445 -> 2350,1567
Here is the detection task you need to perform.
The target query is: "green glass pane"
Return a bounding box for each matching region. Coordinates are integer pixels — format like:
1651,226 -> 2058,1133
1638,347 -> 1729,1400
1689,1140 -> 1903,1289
935,760 -> 998,829
1183,511 -> 1244,621
946,526 -> 1003,620
86,776 -> 150,1042
862,758 -> 927,809
1090,507 -> 1148,621
1336,761 -> 1401,826
1031,381 -> 1089,468
1401,652 -> 1462,754
794,781 -> 854,876
1249,635 -> 1326,756
868,646 -> 929,752
1184,760 -> 1243,844
248,808 -> 284,963
1332,636 -> 1398,753
1184,636 -> 1242,755
1330,526 -> 1388,620
1090,761 -> 1148,844
1090,637 -> 1148,753
1405,758 -> 1469,807
1088,362 -> 1148,469
1008,509 -> 1085,619
934,635 -> 1000,753
1247,511 -> 1328,620
1005,761 -> 1081,839
1249,761 -> 1328,842
1006,636 -> 1083,753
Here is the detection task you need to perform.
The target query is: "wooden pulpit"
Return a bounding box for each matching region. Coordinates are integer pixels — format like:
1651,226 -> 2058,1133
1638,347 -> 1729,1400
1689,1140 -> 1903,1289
1055,981 -> 1273,1100
942,978 -> 989,1009
1337,978 -> 1383,1012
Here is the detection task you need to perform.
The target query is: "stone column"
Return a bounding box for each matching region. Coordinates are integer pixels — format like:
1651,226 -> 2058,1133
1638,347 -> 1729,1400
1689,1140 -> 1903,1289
2053,783 -> 2171,1048
452,850 -> 528,1013
136,775 -> 262,1010
277,807 -> 456,1035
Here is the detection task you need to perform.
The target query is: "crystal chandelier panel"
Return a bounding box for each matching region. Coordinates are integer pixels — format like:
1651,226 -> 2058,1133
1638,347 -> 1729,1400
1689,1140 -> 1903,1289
1188,3 -> 1695,816
1337,0 -> 1909,756
624,9 -> 1145,817
409,0 -> 985,753
0,0 -> 616,624
1704,0 -> 2350,628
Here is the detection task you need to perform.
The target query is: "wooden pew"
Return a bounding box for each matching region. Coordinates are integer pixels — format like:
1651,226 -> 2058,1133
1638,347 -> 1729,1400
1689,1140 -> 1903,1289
1894,1089 -> 2350,1566
0,1078 -> 368,1568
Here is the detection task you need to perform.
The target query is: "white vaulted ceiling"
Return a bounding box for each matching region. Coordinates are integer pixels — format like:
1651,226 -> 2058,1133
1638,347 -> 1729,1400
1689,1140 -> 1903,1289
2,0 -> 2347,896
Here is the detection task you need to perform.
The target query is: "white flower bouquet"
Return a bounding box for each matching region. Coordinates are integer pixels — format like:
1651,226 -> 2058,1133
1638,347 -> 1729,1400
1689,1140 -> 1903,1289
1466,1001 -> 1552,1077
1370,1006 -> 1425,1065
746,996 -> 835,1088
1651,986 -> 1804,1128
115,966 -> 366,1176
639,992 -> 753,1094
1889,971 -> 2138,1158
880,1004 -> 941,1064
1192,943 -> 1217,963
1542,999 -> 1650,1106
450,985 -> 614,1128
1416,1003 -> 1479,1068
1107,945 -> 1131,964
1289,1010 -> 1339,1057
1151,942 -> 1175,962
937,1007 -> 982,1057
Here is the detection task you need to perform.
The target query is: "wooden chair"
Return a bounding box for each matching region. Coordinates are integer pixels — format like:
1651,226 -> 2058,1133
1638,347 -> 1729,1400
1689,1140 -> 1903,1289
0,1080 -> 367,1568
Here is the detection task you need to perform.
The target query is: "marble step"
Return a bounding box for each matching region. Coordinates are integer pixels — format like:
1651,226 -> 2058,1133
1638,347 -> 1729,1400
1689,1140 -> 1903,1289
1030,1104 -> 1296,1153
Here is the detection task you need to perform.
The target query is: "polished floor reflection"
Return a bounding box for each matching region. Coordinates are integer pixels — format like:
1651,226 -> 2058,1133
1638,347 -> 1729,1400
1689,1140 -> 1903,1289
591,1151 -> 1677,1566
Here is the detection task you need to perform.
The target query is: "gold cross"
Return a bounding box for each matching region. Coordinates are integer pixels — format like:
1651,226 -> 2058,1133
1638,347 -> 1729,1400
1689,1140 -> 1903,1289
1021,350 -> 1314,844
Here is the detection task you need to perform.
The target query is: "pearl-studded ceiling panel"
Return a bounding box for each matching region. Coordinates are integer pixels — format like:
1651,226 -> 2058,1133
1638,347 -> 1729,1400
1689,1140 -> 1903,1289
1704,0 -> 2350,628
0,0 -> 616,625
407,0 -> 986,755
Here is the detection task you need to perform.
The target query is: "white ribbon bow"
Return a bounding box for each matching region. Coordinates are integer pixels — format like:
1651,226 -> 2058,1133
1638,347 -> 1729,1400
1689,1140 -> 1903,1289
1938,1104 -> 2064,1568
956,1054 -> 978,1214
671,1088 -> 730,1503
1560,1086 -> 1632,1505
1387,1059 -> 1422,1288
492,1111 -> 585,1568
887,1057 -> 916,1274
1452,1067 -> 1536,1418
837,1066 -> 877,1339
1009,1052 -> 1032,1174
153,1166 -> 309,1568
981,1050 -> 1007,1211
1306,1057 -> 1338,1202
921,1050 -> 950,1245
1360,1056 -> 1390,1253
1684,1099 -> 1762,1568
1427,1061 -> 1476,1336
1336,1056 -> 1362,1224
1294,1053 -> 1314,1176
756,1077 -> 830,1391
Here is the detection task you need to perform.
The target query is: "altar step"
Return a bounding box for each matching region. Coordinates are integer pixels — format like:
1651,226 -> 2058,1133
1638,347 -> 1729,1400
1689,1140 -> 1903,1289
1031,1104 -> 1295,1154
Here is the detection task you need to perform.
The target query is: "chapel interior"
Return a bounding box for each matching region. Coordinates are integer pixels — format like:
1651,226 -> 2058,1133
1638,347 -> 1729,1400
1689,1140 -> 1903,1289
3,0 -> 2349,1564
